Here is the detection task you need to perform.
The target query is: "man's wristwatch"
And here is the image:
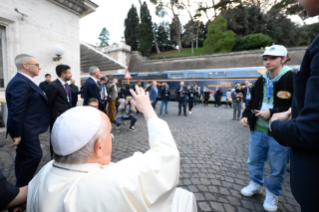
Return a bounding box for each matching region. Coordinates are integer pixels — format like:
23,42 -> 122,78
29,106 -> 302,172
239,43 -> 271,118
268,118 -> 278,132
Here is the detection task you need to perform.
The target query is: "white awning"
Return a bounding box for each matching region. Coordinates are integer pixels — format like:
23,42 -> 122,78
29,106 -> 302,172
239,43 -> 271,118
80,42 -> 127,72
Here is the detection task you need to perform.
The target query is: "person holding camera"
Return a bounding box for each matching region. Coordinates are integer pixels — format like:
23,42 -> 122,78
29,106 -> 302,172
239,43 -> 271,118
115,96 -> 137,132
176,82 -> 188,116
188,83 -> 196,114
160,84 -> 170,115
231,84 -> 243,120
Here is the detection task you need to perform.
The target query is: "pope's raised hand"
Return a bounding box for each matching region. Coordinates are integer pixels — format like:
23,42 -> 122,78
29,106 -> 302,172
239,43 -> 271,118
130,85 -> 157,121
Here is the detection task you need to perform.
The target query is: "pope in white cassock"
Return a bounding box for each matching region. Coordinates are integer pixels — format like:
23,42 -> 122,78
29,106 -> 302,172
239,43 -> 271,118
27,85 -> 197,212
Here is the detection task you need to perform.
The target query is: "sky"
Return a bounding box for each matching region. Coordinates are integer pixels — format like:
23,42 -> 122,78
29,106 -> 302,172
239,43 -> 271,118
80,0 -> 318,46
80,0 -> 171,46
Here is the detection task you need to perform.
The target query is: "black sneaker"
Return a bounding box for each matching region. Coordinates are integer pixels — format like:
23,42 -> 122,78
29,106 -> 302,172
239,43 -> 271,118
129,126 -> 135,132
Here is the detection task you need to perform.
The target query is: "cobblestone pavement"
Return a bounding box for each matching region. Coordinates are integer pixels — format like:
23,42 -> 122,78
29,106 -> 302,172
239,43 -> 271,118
0,102 -> 300,212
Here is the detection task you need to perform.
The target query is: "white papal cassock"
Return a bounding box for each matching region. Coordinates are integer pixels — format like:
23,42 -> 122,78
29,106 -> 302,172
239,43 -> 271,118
27,118 -> 197,212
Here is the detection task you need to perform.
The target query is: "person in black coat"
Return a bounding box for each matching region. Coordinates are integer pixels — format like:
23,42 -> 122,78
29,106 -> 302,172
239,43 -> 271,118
203,87 -> 210,106
159,84 -> 170,114
175,82 -> 188,116
45,64 -> 73,157
83,66 -> 103,110
188,84 -> 196,114
270,34 -> 319,211
70,78 -> 80,107
0,170 -> 27,211
214,87 -> 222,107
39,73 -> 51,91
6,54 -> 50,187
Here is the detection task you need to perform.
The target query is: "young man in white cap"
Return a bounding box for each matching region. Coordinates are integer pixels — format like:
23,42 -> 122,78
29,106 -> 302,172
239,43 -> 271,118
26,85 -> 197,212
240,45 -> 293,212
269,2 -> 319,211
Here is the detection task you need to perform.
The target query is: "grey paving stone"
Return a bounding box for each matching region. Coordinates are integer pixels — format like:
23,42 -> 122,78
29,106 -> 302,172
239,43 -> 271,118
204,193 -> 216,201
191,178 -> 201,185
210,202 -> 224,212
222,204 -> 236,212
210,179 -> 221,186
198,185 -> 209,192
241,200 -> 255,210
188,185 -> 199,192
226,196 -> 241,206
200,178 -> 211,185
236,206 -> 250,212
198,202 -> 212,212
183,179 -> 192,185
286,197 -> 300,206
219,187 -> 230,195
194,193 -> 205,201
254,203 -> 264,211
208,186 -> 218,193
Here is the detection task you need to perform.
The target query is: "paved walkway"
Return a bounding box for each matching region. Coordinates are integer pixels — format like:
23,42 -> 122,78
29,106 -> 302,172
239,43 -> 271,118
0,102 -> 300,212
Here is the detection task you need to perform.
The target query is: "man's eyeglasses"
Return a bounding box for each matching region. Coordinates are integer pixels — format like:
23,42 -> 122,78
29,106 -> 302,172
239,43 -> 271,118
27,63 -> 40,67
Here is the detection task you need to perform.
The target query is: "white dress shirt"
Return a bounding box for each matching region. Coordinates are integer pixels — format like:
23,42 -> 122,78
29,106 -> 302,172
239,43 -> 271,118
26,118 -> 197,212
18,72 -> 36,85
90,76 -> 98,84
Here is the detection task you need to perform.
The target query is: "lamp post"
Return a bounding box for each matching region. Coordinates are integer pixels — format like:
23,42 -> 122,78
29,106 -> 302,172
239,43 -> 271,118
52,44 -> 65,61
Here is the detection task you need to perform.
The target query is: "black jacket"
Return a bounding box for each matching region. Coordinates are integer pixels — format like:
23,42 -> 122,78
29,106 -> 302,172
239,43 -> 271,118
188,88 -> 196,100
242,71 -> 293,134
204,91 -> 210,99
271,36 -> 319,210
70,84 -> 79,103
0,171 -> 19,210
175,86 -> 188,101
160,88 -> 170,101
45,79 -> 72,129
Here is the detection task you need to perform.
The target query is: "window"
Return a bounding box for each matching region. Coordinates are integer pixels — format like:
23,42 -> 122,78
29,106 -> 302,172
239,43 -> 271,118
188,73 -> 203,78
208,72 -> 225,78
169,74 -> 183,79
0,27 -> 5,88
226,71 -> 261,78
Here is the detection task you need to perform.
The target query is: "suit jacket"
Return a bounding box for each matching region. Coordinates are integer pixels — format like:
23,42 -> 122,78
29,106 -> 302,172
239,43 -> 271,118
39,81 -> 49,91
149,86 -> 158,103
83,77 -> 101,105
70,84 -> 79,103
107,83 -> 118,101
0,170 -> 19,210
45,79 -> 72,129
271,35 -> 319,210
175,86 -> 188,101
6,73 -> 50,138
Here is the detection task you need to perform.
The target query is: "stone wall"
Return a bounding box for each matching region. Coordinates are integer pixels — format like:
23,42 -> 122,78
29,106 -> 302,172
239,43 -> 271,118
128,47 -> 307,73
0,0 -> 82,98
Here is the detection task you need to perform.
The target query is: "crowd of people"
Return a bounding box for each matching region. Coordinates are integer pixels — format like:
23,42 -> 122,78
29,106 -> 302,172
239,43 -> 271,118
1,1 -> 319,209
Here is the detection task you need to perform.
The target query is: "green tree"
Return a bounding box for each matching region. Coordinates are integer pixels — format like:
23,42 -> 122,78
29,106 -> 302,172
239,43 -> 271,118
154,22 -> 175,51
98,27 -> 110,47
124,5 -> 140,51
203,15 -> 235,53
138,2 -> 153,56
233,33 -> 273,51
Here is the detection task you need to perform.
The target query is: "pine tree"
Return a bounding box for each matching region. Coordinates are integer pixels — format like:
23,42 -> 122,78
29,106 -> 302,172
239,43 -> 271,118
138,2 -> 153,56
203,16 -> 235,53
124,5 -> 139,51
98,27 -> 110,47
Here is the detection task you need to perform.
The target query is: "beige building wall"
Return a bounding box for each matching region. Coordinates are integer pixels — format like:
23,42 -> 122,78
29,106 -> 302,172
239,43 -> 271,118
0,0 -> 82,98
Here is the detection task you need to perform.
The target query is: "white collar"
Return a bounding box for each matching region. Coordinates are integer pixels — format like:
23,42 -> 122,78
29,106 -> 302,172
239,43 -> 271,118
90,76 -> 98,84
57,77 -> 67,86
18,72 -> 35,84
53,161 -> 113,172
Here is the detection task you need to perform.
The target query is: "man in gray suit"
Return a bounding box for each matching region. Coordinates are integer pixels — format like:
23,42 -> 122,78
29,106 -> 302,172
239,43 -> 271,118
107,78 -> 118,123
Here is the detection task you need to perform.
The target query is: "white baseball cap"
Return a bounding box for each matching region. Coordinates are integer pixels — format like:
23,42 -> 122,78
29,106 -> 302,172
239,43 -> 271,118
261,45 -> 288,57
51,106 -> 102,156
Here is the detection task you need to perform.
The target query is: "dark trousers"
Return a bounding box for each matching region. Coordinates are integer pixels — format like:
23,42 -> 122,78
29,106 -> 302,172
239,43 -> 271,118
189,100 -> 194,111
15,135 -> 42,187
178,100 -> 187,115
215,98 -> 221,106
204,98 -> 209,106
99,100 -> 107,113
116,115 -> 137,127
71,100 -> 77,108
151,101 -> 157,110
245,99 -> 250,107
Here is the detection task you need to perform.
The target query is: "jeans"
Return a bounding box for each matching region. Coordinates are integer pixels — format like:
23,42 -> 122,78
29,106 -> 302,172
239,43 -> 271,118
151,101 -> 157,110
247,129 -> 289,195
233,101 -> 241,118
116,115 -> 137,128
160,100 -> 168,114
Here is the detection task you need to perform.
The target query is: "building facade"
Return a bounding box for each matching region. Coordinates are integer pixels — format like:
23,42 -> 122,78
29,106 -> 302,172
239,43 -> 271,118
0,0 -> 97,98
